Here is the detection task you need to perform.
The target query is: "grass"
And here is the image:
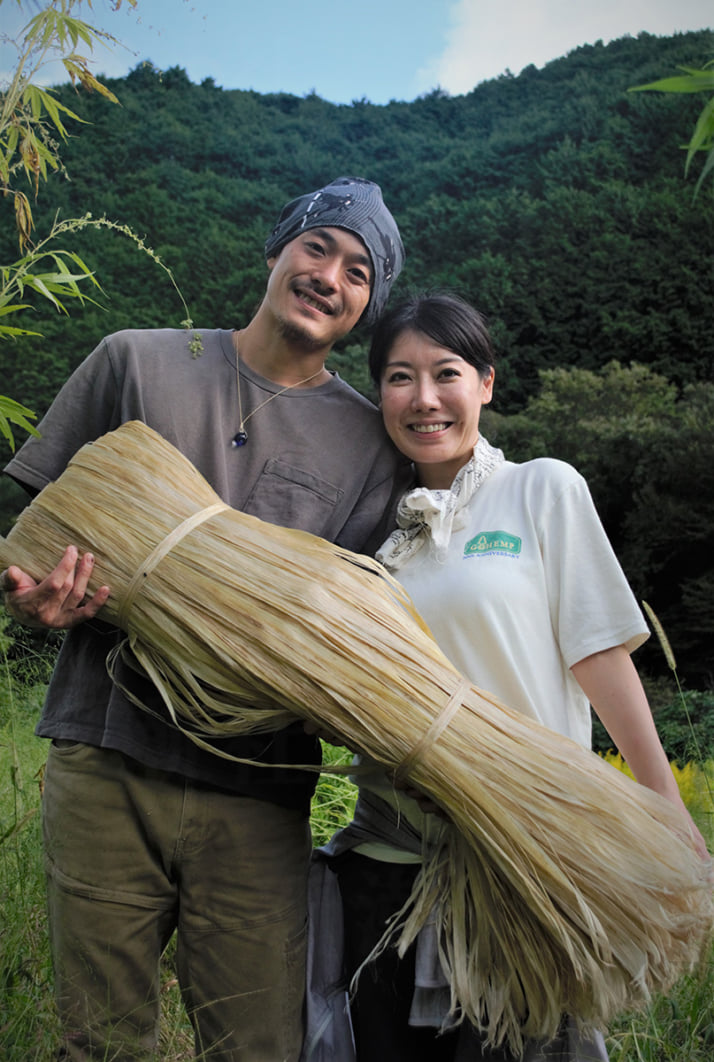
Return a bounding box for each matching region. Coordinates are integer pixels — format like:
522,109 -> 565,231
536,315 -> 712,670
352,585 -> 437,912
607,962 -> 714,1062
1,676 -> 713,1060
1,683 -> 60,1061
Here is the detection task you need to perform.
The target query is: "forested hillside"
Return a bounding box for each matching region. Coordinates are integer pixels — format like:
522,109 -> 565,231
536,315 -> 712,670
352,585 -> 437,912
1,28 -> 712,682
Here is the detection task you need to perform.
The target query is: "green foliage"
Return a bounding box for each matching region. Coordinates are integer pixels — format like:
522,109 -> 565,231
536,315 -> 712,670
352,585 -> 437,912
0,661 -> 53,1048
0,0 -> 134,244
622,382 -> 714,684
1,2 -> 128,156
607,954 -> 714,1062
0,0 -> 124,447
0,395 -> 39,448
0,214 -> 103,331
0,616 -> 62,715
2,29 -> 710,413
0,813 -> 59,1059
325,340 -> 375,402
593,689 -> 714,764
653,691 -> 714,766
310,742 -> 357,847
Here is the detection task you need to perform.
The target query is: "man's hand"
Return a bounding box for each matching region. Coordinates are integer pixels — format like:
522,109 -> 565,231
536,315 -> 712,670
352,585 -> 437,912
1,546 -> 110,630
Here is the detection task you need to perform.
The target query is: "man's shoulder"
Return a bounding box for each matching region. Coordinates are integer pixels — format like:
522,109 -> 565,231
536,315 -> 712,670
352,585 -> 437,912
325,372 -> 379,414
102,327 -> 225,355
96,329 -> 230,383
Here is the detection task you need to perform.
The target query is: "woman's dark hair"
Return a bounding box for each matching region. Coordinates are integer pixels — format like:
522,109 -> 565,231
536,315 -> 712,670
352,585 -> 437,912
368,292 -> 496,388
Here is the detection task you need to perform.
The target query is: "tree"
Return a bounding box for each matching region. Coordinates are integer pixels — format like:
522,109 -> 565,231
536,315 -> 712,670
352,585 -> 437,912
621,381 -> 714,685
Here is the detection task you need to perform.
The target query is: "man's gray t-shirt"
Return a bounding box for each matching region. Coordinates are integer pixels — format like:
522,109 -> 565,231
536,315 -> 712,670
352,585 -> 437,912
5,328 -> 408,809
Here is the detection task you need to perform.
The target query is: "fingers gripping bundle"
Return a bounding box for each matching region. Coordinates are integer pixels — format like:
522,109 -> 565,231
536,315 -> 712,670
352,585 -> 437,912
1,421 -> 711,1053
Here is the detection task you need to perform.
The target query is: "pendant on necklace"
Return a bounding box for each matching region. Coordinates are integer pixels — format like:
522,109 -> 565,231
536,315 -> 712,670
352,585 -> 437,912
231,431 -> 248,448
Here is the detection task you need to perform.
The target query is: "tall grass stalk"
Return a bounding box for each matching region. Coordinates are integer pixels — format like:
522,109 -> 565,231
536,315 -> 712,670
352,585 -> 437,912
643,600 -> 714,809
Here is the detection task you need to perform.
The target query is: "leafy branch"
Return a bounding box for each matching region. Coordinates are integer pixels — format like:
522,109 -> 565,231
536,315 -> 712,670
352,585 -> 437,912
630,61 -> 714,197
1,216 -> 102,332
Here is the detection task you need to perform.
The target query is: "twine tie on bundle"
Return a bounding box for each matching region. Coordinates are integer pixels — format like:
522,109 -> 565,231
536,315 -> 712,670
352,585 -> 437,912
394,677 -> 471,785
117,502 -> 229,630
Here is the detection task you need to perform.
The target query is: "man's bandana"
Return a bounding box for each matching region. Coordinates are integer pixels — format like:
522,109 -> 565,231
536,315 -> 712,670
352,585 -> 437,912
264,176 -> 405,324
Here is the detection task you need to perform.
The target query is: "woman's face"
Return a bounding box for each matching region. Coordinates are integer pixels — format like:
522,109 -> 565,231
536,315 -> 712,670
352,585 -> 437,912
379,328 -> 494,490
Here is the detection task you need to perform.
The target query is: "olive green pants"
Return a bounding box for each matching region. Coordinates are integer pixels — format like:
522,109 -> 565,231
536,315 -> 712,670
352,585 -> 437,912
43,741 -> 311,1061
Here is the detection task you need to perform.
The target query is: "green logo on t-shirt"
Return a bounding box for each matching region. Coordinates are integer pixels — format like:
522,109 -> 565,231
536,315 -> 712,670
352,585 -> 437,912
464,531 -> 522,556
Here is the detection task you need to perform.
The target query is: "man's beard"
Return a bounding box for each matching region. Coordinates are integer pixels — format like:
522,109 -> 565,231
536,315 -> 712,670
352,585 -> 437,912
276,315 -> 331,351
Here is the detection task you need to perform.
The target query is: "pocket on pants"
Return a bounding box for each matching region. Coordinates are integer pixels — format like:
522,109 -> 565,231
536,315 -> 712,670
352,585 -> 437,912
50,737 -> 87,753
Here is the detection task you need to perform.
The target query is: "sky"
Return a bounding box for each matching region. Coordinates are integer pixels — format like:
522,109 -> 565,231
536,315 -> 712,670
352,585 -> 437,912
1,0 -> 712,104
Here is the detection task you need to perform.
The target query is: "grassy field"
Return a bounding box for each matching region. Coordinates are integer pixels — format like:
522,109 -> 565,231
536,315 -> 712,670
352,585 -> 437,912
1,684 -> 713,1061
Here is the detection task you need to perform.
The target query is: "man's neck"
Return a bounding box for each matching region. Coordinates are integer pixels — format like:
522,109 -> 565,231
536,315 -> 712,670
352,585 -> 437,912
234,315 -> 332,388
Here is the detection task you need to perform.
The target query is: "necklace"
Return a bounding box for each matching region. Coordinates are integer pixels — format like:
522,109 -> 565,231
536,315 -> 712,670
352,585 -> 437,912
231,350 -> 325,447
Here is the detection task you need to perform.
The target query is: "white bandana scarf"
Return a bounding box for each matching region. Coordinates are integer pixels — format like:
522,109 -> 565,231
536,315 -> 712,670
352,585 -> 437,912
376,436 -> 505,572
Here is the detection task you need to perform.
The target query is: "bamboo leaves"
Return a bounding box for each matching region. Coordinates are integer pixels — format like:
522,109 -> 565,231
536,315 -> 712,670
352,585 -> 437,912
1,0 -> 132,241
630,62 -> 714,196
0,214 -> 102,326
0,395 -> 39,447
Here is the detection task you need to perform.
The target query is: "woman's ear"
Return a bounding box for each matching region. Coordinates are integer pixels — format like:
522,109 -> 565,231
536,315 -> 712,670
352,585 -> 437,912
482,367 -> 495,405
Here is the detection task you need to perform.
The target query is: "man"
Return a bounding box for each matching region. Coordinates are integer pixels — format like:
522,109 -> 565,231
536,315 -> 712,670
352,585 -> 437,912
2,176 -> 407,1061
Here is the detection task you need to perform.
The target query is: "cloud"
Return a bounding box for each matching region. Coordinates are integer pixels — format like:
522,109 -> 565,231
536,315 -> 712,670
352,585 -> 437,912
417,0 -> 714,96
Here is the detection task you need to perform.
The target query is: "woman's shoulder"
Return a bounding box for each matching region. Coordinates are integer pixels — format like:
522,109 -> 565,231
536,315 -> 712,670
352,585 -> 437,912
499,454 -> 584,489
489,456 -> 593,521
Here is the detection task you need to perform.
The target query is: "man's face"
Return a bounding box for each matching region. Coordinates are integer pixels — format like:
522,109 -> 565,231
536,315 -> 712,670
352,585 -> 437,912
265,227 -> 373,350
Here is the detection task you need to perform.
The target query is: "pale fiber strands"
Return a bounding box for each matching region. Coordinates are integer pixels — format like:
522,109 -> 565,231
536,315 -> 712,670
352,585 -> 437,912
1,421 -> 711,1054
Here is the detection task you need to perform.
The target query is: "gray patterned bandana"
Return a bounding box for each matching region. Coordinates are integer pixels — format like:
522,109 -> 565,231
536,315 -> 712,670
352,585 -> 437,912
376,436 -> 505,571
264,176 -> 404,324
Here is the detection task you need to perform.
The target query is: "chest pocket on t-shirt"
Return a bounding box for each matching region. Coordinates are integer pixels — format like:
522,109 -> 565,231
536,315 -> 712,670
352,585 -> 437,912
245,458 -> 344,536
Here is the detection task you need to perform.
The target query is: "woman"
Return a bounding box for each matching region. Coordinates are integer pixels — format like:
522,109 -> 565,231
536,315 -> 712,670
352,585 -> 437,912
320,293 -> 706,1062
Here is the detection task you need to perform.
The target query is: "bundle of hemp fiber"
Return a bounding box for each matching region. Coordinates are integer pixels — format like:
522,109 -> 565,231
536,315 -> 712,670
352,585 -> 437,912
1,420 -> 711,1055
